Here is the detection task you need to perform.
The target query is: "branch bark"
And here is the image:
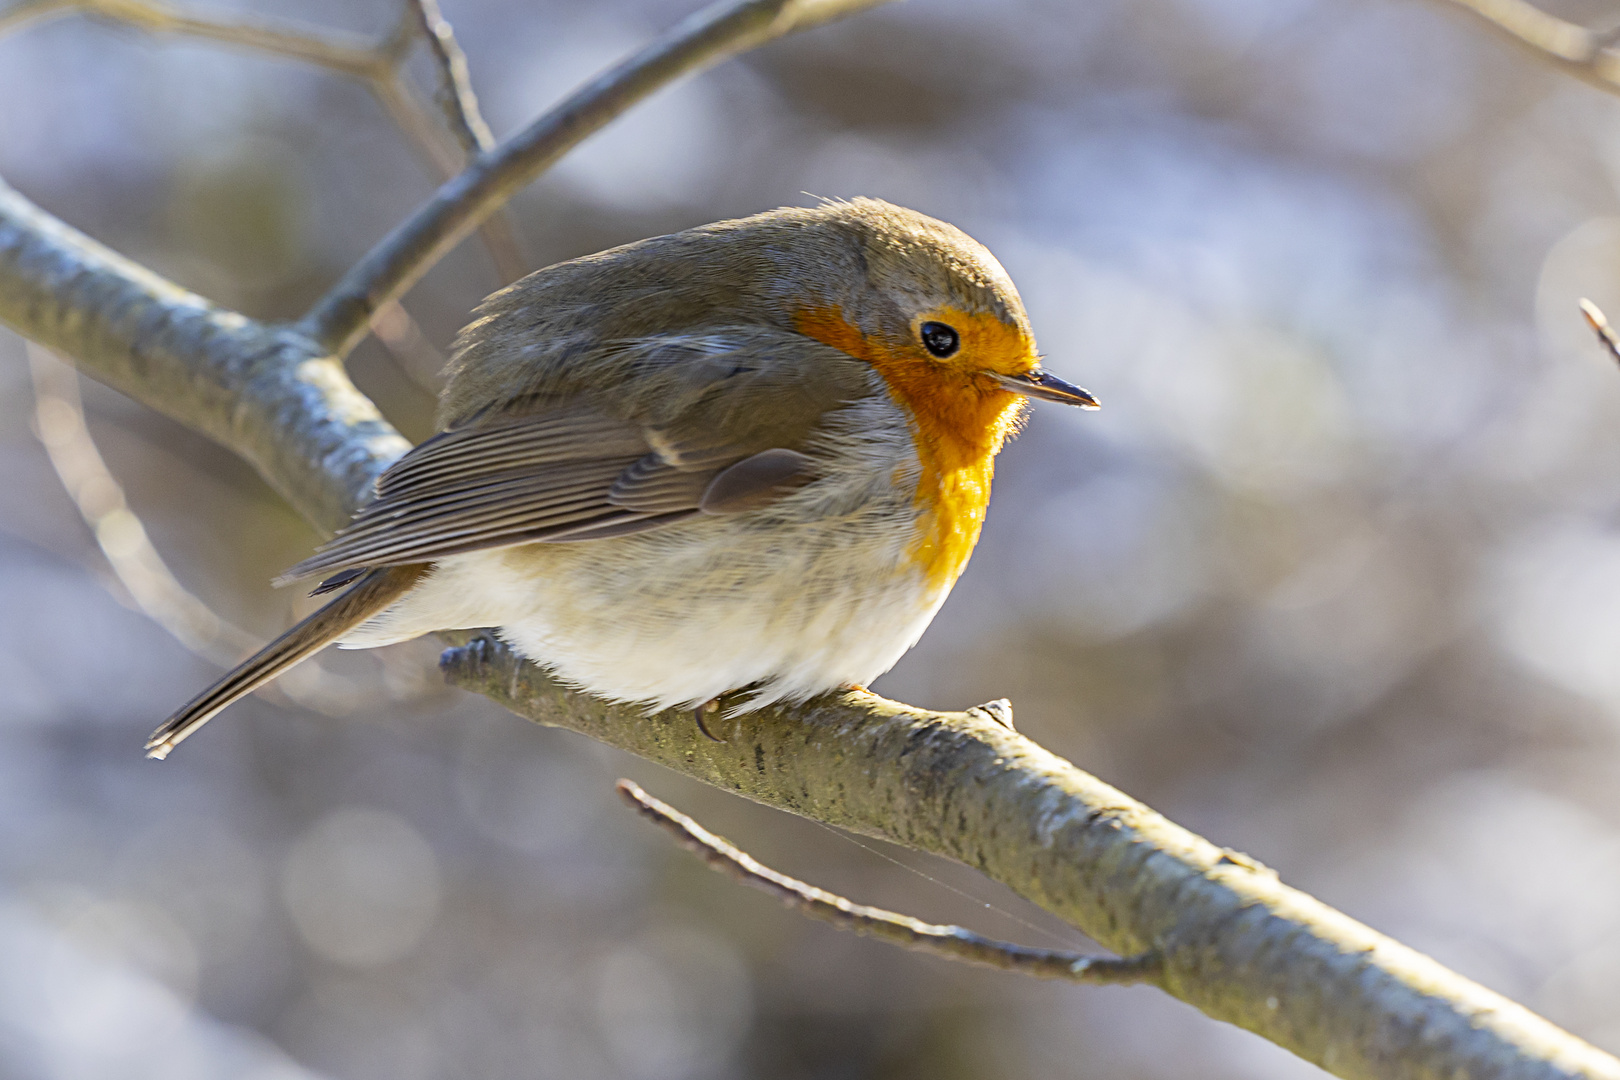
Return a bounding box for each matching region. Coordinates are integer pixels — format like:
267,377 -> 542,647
1,2 -> 1617,1077
445,634 -> 1620,1080
0,177 -> 403,532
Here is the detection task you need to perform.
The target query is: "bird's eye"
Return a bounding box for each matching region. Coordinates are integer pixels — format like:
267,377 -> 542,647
919,321 -> 960,358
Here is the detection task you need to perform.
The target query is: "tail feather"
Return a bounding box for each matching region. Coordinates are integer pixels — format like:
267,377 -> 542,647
146,565 -> 427,760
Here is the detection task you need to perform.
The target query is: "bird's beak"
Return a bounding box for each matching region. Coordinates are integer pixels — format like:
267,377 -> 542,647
991,369 -> 1100,409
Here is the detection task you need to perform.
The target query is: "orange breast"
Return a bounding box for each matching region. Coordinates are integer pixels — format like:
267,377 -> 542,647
794,306 -> 1024,590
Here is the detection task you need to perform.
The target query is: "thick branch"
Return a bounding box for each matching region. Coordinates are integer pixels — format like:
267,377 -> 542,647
446,636 -> 1620,1080
0,178 -> 406,532
297,0 -> 895,359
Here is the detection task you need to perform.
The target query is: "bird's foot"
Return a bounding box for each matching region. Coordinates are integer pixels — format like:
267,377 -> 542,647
693,699 -> 725,742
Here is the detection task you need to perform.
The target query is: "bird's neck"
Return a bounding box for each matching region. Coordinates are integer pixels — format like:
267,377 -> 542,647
793,306 -> 1022,591
882,365 -> 1020,591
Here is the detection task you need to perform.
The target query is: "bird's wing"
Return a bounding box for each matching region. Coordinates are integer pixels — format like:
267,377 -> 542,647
277,331 -> 873,584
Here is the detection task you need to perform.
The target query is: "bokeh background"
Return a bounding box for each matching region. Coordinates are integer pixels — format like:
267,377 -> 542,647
3,0 -> 1620,1075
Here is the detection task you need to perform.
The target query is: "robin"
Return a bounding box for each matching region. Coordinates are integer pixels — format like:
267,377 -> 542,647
147,197 -> 1098,758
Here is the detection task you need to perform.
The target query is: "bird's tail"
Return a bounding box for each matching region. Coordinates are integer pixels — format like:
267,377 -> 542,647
145,564 -> 426,760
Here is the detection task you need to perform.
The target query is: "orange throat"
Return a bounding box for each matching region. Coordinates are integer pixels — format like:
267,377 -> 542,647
794,305 -> 1024,591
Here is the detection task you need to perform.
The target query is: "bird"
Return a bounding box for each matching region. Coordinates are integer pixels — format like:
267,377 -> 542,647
146,197 -> 1098,759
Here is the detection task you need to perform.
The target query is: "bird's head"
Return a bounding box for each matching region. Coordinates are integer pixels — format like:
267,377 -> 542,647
769,198 -> 1098,420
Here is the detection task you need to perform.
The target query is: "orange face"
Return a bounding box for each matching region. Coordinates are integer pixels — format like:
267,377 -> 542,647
794,303 -> 1037,591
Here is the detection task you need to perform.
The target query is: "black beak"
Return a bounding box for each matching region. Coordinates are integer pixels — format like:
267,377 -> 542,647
992,370 -> 1100,409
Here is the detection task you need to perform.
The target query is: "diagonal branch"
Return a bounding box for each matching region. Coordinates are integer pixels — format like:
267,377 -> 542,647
297,0 -> 897,360
1580,298 -> 1620,367
24,341 -> 410,715
409,0 -> 495,155
0,0 -> 526,282
446,633 -> 1620,1080
28,342 -> 264,665
0,0 -> 396,74
617,778 -> 1163,985
1,0 -> 1618,1073
1436,0 -> 1620,95
0,175 -> 406,534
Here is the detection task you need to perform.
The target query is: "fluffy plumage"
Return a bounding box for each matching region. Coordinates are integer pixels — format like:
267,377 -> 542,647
148,198 -> 1096,757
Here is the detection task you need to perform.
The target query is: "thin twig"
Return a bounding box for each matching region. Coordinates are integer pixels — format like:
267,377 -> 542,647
0,0 -> 73,36
370,298 -> 447,392
0,0 -> 526,284
4,0 -> 391,75
1580,298 -> 1620,367
1438,0 -> 1620,95
297,0 -> 896,360
26,342 -> 376,716
27,342 -> 260,665
616,779 -> 1163,985
409,0 -> 494,155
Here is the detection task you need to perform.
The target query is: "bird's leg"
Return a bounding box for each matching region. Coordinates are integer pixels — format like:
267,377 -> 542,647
693,698 -> 724,742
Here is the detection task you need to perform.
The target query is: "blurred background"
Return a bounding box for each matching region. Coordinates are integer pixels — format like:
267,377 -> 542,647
3,0 -> 1620,1075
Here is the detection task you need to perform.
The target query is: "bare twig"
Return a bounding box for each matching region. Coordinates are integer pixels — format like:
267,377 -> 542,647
0,0 -> 525,283
370,299 -> 447,392
1,0 -> 397,76
1580,298 -> 1620,366
27,342 -> 261,665
0,0 -> 69,35
1438,0 -> 1620,95
409,0 -> 494,155
24,342 -> 371,714
617,779 -> 1162,985
297,0 -> 897,360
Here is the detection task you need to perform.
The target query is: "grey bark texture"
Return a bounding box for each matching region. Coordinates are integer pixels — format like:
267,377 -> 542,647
1,1 -> 1617,1075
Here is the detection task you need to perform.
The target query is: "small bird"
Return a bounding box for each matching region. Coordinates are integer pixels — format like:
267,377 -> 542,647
147,198 -> 1097,758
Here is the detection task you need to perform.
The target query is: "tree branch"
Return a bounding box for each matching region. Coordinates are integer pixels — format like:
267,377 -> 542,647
27,342 -> 261,665
409,0 -> 495,155
617,778 -> 1163,985
0,0 -> 526,282
443,634 -> 1620,1080
0,0 -> 398,77
1436,0 -> 1620,95
1580,298 -> 1620,366
24,341 -> 406,714
0,176 -> 405,534
1,1 -> 1617,1074
296,0 -> 898,360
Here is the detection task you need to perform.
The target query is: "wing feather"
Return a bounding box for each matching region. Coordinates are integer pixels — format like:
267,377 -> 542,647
378,410 -> 645,499
277,329 -> 878,584
607,454 -> 718,513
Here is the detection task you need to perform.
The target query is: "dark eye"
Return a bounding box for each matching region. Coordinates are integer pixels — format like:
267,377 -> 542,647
919,321 -> 960,358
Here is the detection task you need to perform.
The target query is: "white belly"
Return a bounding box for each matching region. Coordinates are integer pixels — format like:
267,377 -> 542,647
338,390 -> 960,709
340,510 -> 948,711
